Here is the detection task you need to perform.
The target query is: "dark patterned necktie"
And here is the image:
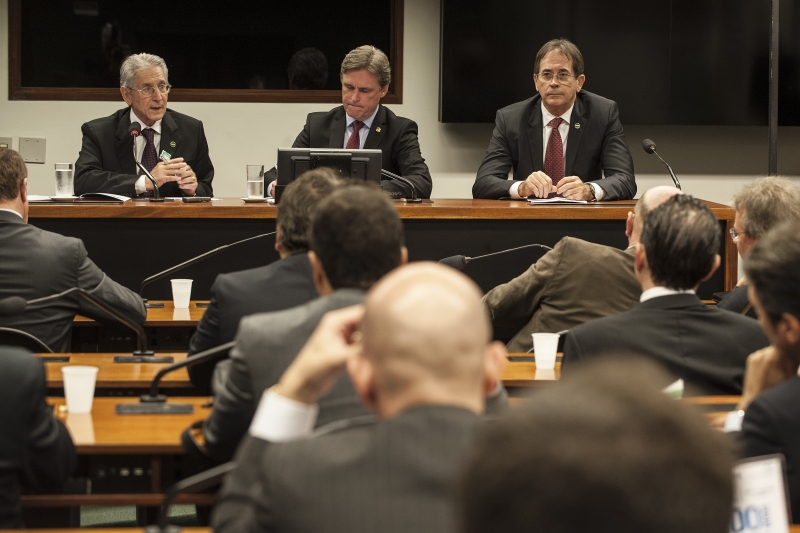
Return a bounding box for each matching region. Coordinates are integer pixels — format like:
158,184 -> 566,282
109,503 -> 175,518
345,120 -> 364,149
140,128 -> 158,197
544,117 -> 565,198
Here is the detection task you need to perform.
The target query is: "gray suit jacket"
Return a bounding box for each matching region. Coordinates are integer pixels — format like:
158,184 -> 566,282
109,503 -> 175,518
0,210 -> 146,352
473,91 -> 636,200
212,404 -> 481,533
202,289 -> 370,463
484,237 -> 641,352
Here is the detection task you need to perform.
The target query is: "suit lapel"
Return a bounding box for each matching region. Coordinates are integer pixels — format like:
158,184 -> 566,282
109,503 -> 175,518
527,100 -> 544,172
329,108 -> 347,148
363,105 -> 387,150
114,109 -> 136,174
160,111 -> 180,159
565,96 -> 586,176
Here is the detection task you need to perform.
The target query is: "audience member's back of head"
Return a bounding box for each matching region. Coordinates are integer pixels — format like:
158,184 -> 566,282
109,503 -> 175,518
0,149 -> 26,201
276,167 -> 342,254
745,220 -> 800,326
310,184 -> 405,290
287,47 -> 329,90
733,177 -> 800,238
641,195 -> 720,290
460,358 -> 734,533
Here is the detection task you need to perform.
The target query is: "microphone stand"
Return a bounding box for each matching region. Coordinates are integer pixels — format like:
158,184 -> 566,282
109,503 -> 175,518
652,151 -> 681,190
439,243 -> 553,270
131,132 -> 165,202
380,169 -> 422,203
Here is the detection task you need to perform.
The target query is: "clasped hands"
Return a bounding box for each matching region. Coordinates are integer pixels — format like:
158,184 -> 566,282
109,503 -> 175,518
519,172 -> 594,201
147,157 -> 198,196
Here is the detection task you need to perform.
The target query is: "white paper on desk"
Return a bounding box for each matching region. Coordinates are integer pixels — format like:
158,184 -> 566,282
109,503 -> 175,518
731,455 -> 791,532
528,198 -> 588,205
164,197 -> 222,201
28,195 -> 53,202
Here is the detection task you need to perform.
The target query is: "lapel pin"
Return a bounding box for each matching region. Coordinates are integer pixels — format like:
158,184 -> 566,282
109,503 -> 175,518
574,123 -> 581,129
376,127 -> 382,133
170,141 -> 176,148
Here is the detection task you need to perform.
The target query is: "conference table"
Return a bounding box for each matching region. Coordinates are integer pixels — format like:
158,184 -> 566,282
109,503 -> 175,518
30,198 -> 737,300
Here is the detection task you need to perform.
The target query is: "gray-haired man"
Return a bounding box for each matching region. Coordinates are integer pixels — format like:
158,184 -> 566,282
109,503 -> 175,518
75,53 -> 214,198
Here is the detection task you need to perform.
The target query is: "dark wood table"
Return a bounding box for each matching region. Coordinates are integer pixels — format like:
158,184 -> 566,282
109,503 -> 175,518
29,198 -> 737,300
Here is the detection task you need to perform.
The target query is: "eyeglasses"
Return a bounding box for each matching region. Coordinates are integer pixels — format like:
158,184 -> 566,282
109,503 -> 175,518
538,71 -> 579,83
729,228 -> 748,240
128,84 -> 172,98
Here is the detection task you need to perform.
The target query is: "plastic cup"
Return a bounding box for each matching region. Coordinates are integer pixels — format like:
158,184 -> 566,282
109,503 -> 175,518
532,333 -> 560,370
246,165 -> 265,198
171,279 -> 193,308
61,366 -> 98,414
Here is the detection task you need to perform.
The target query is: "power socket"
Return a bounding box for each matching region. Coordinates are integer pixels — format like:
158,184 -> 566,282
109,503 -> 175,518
0,137 -> 11,150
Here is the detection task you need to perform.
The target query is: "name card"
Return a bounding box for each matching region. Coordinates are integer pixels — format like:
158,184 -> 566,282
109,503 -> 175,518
731,455 -> 791,532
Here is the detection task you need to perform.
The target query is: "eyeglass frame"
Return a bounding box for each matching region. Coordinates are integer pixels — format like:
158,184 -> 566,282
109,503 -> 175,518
126,84 -> 172,98
729,227 -> 749,240
536,71 -> 580,83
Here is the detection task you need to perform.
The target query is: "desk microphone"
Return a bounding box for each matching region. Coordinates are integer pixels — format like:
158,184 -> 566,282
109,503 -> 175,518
139,232 -> 276,302
642,139 -> 681,190
0,289 -> 172,364
380,169 -> 422,202
439,243 -> 553,270
116,341 -> 235,415
128,122 -> 165,202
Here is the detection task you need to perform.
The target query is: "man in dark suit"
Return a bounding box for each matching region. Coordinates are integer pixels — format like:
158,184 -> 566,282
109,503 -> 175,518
562,195 -> 769,395
0,346 -> 76,528
212,262 -> 508,533
473,38 -> 635,201
0,150 -> 146,352
717,177 -> 800,318
75,53 -> 213,198
186,168 -> 342,393
266,45 -> 432,199
485,185 -> 680,351
735,221 -> 800,522
200,184 -> 408,464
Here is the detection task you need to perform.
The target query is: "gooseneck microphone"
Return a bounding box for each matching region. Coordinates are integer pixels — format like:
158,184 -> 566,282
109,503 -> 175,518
642,139 -> 681,190
0,289 -> 172,364
439,243 -> 553,271
381,169 -> 422,202
139,232 -> 276,301
128,122 -> 165,202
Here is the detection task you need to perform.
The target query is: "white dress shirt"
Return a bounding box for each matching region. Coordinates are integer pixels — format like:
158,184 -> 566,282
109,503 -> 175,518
130,109 -> 163,196
0,208 -> 22,219
248,388 -> 319,443
639,286 -> 695,303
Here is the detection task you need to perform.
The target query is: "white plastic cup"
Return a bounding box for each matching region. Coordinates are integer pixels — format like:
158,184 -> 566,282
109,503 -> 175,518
532,333 -> 560,370
171,279 -> 193,309
61,366 -> 98,414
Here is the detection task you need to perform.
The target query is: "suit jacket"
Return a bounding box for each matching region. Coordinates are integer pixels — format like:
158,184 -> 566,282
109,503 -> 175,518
202,289 -> 370,463
74,107 -> 214,197
717,284 -> 757,319
473,91 -> 636,200
484,237 -> 641,352
0,347 -> 76,528
563,294 -> 769,395
0,210 -> 147,353
187,253 -> 318,394
741,376 -> 800,523
266,105 -> 432,198
212,404 -> 481,533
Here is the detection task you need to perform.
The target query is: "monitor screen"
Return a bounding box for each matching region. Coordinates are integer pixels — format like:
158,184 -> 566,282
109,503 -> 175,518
275,148 -> 383,202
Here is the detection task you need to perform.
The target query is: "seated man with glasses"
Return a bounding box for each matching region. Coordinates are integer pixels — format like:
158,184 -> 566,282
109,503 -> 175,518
473,38 -> 636,201
75,53 -> 214,198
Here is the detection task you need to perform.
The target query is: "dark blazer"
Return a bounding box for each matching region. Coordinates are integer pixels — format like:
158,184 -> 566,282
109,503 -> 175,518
741,376 -> 800,523
267,105 -> 432,198
473,91 -> 636,200
187,253 -> 318,394
717,284 -> 757,319
484,237 -> 640,352
74,107 -> 214,197
0,210 -> 146,353
562,294 -> 769,395
0,347 -> 76,528
212,405 -> 481,533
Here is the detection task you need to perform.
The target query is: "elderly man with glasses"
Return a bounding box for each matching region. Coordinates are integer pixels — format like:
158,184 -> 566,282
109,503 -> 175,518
473,38 -> 636,201
75,53 -> 214,198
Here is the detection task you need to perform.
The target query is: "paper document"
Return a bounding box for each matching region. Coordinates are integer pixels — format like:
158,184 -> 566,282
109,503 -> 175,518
528,198 -> 588,205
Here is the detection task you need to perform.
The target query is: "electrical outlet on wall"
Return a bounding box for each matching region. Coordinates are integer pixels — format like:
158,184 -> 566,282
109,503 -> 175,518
19,138 -> 46,163
0,137 -> 11,150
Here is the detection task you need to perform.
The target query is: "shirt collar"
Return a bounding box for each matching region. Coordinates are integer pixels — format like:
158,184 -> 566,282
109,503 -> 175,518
129,108 -> 162,134
640,286 -> 695,303
0,208 -> 23,219
346,105 -> 380,130
541,103 -> 574,128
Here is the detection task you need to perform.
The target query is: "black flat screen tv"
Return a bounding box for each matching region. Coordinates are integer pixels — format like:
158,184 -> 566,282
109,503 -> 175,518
275,148 -> 383,201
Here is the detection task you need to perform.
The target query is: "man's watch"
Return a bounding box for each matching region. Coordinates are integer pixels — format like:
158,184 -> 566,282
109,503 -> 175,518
587,183 -> 597,202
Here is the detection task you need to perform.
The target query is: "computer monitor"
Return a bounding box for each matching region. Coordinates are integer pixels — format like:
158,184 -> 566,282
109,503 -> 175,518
275,148 -> 382,202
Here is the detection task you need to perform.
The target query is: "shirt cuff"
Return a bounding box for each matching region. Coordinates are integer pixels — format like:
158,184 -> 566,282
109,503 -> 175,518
267,180 -> 275,198
134,175 -> 147,195
590,182 -> 606,201
248,388 -> 319,442
509,181 -> 524,199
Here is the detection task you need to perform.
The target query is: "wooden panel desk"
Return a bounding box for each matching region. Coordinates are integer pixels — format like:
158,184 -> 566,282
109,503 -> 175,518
29,199 -> 736,300
43,353 -> 190,390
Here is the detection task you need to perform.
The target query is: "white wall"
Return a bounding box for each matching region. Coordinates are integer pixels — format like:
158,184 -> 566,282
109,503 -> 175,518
1,0 -> 799,202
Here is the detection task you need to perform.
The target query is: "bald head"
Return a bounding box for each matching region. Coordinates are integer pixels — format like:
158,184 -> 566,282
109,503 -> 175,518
360,262 -> 491,408
632,186 -> 683,238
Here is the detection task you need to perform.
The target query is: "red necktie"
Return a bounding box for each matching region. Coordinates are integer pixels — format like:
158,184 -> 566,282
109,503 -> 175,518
544,117 -> 565,198
345,120 -> 364,149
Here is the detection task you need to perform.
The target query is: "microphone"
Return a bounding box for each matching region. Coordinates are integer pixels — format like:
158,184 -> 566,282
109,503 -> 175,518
144,461 -> 236,533
139,232 -> 276,303
129,122 -> 165,202
642,139 -> 681,190
380,169 -> 422,203
0,289 -> 172,364
439,243 -> 553,271
116,341 -> 235,415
